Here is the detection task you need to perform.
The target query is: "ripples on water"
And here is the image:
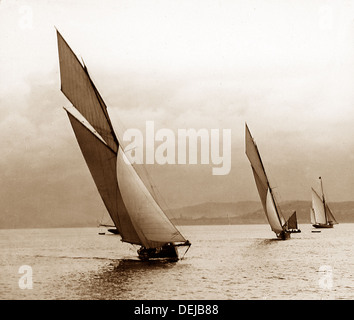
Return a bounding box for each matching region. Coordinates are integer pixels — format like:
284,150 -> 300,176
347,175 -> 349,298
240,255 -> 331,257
0,224 -> 353,300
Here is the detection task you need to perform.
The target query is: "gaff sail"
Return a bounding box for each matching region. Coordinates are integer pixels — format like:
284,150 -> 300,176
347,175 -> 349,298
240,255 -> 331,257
311,178 -> 338,226
311,188 -> 327,225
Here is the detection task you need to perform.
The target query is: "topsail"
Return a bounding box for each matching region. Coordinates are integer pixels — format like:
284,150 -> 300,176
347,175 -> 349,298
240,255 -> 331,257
57,31 -> 118,153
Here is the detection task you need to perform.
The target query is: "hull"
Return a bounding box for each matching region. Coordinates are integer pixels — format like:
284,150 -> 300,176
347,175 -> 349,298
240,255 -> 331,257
137,244 -> 179,261
312,223 -> 333,229
277,231 -> 291,240
288,229 -> 301,233
108,228 -> 119,234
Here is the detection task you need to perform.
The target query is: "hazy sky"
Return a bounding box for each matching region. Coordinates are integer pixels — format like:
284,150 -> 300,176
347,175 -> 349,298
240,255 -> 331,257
1,0 -> 354,225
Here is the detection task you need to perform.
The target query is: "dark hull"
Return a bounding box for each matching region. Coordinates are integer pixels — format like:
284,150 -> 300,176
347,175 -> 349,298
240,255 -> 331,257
288,229 -> 301,233
312,223 -> 333,229
277,231 -> 291,240
108,228 -> 119,234
137,244 -> 179,261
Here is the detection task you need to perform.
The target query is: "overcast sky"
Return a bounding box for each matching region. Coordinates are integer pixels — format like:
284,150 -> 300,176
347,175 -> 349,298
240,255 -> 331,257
1,0 -> 354,225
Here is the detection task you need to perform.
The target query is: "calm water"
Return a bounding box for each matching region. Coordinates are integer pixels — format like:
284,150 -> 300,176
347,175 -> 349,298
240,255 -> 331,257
0,224 -> 353,300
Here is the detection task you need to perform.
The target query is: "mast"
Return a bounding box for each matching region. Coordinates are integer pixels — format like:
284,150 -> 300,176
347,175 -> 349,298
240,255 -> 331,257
319,177 -> 325,202
319,176 -> 329,224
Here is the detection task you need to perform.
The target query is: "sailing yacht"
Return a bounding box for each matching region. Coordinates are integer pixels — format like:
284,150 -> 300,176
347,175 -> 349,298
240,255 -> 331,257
56,30 -> 190,260
245,124 -> 300,239
311,177 -> 338,228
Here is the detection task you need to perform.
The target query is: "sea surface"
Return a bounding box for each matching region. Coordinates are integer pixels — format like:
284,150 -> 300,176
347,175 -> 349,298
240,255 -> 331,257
0,224 -> 353,300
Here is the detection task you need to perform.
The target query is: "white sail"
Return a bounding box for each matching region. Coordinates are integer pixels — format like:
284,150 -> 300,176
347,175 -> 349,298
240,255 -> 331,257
311,188 -> 327,225
117,149 -> 186,248
310,208 -> 316,225
266,188 -> 284,233
245,124 -> 287,235
65,107 -> 141,244
245,125 -> 268,210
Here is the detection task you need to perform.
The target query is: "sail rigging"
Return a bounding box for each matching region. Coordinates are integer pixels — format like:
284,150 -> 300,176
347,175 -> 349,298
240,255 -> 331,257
311,177 -> 338,227
326,205 -> 338,225
57,30 -> 189,258
245,124 -> 297,238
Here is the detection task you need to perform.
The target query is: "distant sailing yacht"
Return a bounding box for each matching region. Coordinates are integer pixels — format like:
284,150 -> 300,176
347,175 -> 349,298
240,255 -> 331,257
56,30 -> 190,260
245,124 -> 300,239
311,177 -> 338,229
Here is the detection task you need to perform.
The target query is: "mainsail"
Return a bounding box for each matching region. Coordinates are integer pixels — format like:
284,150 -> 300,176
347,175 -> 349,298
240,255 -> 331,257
311,188 -> 327,225
311,177 -> 338,227
57,30 -> 189,257
245,124 -> 292,238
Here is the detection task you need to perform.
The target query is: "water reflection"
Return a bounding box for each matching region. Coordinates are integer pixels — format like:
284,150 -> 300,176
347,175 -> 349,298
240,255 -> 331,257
5,225 -> 352,299
111,258 -> 179,270
77,258 -> 184,299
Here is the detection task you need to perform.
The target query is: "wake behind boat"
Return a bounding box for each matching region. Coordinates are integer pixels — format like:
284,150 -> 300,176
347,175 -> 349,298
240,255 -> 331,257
245,124 -> 301,240
310,177 -> 338,229
56,30 -> 190,261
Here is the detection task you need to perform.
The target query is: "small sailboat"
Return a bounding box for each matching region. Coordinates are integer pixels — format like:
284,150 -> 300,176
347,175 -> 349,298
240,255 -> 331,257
310,177 -> 338,229
56,30 -> 191,260
285,211 -> 301,233
107,228 -> 120,235
98,223 -> 120,235
245,124 -> 300,239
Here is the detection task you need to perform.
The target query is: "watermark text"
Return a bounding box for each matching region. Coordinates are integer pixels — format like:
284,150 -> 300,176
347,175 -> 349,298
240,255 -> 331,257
123,121 -> 231,175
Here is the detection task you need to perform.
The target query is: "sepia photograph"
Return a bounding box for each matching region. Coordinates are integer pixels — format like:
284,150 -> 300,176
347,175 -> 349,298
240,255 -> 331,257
0,0 -> 353,307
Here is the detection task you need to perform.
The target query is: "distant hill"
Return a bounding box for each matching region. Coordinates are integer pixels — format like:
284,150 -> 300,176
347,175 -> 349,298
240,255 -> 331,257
1,200 -> 353,229
169,200 -> 354,225
167,201 -> 261,225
